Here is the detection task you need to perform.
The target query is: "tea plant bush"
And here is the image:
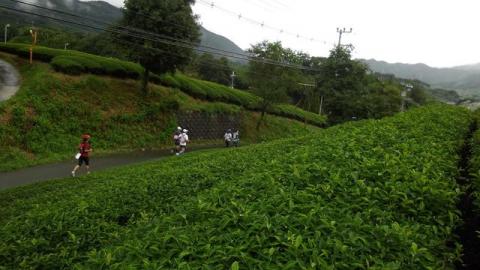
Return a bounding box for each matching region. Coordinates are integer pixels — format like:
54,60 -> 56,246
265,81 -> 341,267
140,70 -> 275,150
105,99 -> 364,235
0,44 -> 326,126
0,104 -> 470,269
157,73 -> 327,126
469,110 -> 480,209
0,55 -> 318,171
0,43 -> 142,78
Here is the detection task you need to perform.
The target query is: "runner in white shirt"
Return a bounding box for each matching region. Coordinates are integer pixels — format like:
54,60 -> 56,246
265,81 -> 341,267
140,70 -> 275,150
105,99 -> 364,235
173,126 -> 182,154
224,129 -> 233,147
177,129 -> 189,155
232,130 -> 240,147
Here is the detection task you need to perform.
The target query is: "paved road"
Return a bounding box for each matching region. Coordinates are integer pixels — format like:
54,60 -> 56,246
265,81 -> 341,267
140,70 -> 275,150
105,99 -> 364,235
0,59 -> 20,101
0,145 -> 221,190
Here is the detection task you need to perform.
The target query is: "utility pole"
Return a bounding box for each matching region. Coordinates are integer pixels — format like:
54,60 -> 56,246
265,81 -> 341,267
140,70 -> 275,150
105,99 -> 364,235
319,95 -> 324,115
4,24 -> 10,44
230,71 -> 236,89
400,83 -> 413,112
29,28 -> 37,64
336,27 -> 353,47
297,82 -> 316,114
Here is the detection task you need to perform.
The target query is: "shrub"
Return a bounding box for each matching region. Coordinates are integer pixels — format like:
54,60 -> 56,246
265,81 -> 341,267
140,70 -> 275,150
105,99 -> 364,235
157,73 -> 326,126
0,105 -> 471,269
0,43 -> 326,126
50,57 -> 84,75
0,43 -> 143,78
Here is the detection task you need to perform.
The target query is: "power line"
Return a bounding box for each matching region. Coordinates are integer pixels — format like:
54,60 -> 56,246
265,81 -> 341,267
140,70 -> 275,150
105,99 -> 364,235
10,0 -> 314,69
1,3 -> 324,72
0,6 -> 318,83
6,0 -> 322,72
196,0 -> 329,45
336,27 -> 353,47
8,0 -> 253,60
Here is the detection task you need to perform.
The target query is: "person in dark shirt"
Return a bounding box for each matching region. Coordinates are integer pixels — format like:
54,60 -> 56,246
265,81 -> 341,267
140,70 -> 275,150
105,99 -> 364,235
71,134 -> 92,177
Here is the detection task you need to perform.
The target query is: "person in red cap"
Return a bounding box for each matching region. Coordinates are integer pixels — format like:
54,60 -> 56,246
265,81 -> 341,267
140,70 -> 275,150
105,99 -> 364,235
71,134 -> 93,177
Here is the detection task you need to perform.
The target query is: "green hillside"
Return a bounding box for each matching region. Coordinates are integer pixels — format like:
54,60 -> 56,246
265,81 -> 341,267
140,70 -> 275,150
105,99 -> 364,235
0,0 -> 123,27
0,0 -> 246,61
0,52 -> 320,171
0,43 -> 326,126
0,104 -> 471,268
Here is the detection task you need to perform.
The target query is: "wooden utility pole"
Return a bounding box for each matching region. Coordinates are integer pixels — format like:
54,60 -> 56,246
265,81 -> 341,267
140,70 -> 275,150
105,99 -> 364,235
29,28 -> 37,64
230,71 -> 236,89
336,27 -> 352,47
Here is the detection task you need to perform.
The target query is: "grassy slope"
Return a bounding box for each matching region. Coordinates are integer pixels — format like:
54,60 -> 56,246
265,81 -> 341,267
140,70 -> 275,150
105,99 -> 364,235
0,52 -> 318,171
0,43 -> 327,126
0,105 -> 471,269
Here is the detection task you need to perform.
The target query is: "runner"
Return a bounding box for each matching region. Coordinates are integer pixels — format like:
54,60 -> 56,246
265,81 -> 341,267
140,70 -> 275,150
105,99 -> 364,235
232,129 -> 240,147
71,134 -> 92,177
224,129 -> 233,147
177,129 -> 189,155
173,126 -> 182,154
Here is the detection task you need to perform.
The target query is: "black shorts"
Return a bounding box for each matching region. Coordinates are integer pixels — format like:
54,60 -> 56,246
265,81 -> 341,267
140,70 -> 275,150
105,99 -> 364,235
174,141 -> 180,146
78,156 -> 90,166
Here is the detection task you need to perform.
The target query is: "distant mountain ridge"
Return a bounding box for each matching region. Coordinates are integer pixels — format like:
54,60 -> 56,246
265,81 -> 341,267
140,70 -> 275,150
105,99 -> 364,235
6,0 -> 477,97
362,59 -> 480,98
0,0 -> 245,60
199,27 -> 246,62
453,63 -> 480,72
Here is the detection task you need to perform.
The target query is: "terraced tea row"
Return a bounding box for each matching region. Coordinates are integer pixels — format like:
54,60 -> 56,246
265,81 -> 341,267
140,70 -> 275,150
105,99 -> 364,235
0,104 -> 471,269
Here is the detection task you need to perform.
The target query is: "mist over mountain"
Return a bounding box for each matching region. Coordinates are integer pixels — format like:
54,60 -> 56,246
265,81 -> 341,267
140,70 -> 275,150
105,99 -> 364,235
363,59 -> 480,98
453,63 -> 480,72
0,0 -> 122,24
0,0 -> 245,60
3,0 -> 479,97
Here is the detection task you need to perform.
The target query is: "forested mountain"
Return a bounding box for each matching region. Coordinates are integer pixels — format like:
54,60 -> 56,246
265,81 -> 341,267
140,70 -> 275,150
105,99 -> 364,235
0,0 -> 246,59
363,59 -> 480,98
199,27 -> 246,62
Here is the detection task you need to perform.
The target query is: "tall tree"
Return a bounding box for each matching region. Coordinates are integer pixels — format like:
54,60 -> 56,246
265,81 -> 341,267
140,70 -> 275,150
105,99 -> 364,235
118,0 -> 200,95
315,46 -> 370,123
247,41 -> 302,129
196,53 -> 232,86
408,83 -> 429,105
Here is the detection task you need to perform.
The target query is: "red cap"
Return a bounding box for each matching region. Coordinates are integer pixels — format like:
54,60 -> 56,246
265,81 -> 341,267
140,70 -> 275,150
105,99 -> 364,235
82,134 -> 91,139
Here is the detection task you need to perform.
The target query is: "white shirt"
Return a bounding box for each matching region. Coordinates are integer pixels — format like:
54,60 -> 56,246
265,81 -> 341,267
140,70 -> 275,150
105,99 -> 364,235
179,133 -> 189,146
224,133 -> 232,141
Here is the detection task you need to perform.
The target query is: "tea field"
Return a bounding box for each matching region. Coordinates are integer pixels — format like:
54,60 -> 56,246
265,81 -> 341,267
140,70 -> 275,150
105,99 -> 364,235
0,104 -> 474,269
0,52 -> 320,171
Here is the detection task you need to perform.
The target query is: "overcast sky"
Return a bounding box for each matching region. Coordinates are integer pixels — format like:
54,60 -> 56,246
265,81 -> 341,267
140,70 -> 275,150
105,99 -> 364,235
98,0 -> 479,68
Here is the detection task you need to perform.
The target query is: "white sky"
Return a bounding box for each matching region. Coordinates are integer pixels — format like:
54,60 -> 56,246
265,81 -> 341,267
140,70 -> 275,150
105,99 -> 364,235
98,0 -> 479,68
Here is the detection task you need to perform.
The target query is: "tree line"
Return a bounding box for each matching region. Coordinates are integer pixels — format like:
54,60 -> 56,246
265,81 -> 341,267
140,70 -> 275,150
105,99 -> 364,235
3,0 -> 430,125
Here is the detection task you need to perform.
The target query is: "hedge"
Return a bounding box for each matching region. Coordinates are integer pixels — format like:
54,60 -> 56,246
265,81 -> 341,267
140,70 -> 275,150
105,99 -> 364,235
0,43 -> 142,78
0,43 -> 326,126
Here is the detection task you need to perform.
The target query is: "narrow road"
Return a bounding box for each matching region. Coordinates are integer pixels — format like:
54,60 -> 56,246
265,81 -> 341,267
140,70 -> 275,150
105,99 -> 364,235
0,59 -> 20,101
0,145 -> 221,190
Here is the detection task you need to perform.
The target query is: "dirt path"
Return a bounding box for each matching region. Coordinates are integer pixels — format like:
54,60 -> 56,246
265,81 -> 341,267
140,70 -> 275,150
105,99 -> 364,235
0,59 -> 20,101
0,145 -> 221,190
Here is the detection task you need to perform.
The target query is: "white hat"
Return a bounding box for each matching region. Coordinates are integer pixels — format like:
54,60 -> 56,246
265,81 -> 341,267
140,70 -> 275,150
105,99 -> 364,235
177,126 -> 182,130
183,129 -> 188,133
